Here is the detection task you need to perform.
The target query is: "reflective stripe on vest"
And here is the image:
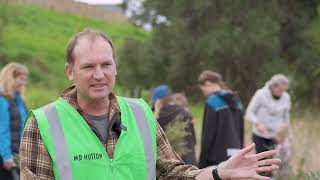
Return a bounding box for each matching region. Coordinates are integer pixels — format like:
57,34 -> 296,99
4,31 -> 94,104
125,98 -> 156,180
43,103 -> 73,180
42,98 -> 155,180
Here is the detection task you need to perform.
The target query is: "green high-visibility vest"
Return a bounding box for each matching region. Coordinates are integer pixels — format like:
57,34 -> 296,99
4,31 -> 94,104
25,96 -> 157,180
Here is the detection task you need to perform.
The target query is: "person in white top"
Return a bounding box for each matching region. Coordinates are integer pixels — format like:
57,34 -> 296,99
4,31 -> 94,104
246,74 -> 291,177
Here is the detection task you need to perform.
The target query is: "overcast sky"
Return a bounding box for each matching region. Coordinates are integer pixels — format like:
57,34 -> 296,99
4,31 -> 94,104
74,0 -> 123,5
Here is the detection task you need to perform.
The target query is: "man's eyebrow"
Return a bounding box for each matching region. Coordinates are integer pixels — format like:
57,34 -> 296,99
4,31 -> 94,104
103,59 -> 114,62
80,62 -> 93,66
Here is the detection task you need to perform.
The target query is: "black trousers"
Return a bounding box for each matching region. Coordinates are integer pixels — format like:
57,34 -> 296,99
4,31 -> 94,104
0,157 -> 14,180
252,133 -> 276,178
252,133 -> 276,153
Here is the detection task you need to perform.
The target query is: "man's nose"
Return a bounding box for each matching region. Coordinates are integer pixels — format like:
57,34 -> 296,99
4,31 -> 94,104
93,66 -> 104,79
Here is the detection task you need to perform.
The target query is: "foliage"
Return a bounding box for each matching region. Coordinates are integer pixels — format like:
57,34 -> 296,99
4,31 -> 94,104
163,115 -> 191,157
117,38 -> 154,96
122,0 -> 320,104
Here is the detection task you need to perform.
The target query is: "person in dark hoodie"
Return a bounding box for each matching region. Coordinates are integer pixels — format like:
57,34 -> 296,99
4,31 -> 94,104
152,85 -> 197,165
155,93 -> 197,165
198,70 -> 244,168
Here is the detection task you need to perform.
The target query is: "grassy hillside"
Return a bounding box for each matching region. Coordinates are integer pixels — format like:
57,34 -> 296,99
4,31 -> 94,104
0,3 -> 149,108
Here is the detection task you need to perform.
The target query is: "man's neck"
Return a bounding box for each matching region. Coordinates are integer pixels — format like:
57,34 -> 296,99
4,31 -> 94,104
77,94 -> 110,116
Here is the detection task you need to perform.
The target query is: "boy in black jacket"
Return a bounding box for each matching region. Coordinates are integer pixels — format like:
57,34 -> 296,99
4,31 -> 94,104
198,70 -> 244,168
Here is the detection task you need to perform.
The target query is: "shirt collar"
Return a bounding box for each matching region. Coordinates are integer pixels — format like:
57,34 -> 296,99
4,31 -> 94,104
60,85 -> 120,122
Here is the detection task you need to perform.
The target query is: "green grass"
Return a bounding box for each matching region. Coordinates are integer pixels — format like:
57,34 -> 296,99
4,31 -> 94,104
189,103 -> 204,160
0,3 -> 149,108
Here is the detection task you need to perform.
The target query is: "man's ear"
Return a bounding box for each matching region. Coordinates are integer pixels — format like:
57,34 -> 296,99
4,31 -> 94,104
65,63 -> 74,81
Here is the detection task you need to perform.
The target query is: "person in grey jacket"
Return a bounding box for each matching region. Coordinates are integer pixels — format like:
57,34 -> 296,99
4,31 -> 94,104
246,74 -> 291,177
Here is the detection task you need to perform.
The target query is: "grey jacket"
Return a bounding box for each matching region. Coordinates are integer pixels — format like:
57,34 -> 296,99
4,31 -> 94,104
245,85 -> 291,139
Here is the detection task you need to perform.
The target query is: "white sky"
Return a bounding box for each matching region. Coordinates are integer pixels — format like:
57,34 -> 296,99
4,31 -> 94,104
74,0 -> 123,5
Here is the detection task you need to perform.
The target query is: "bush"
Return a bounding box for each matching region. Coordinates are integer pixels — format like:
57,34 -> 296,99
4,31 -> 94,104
163,115 -> 191,157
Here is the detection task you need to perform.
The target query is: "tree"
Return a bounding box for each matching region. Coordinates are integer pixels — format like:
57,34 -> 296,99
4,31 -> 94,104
126,0 -> 284,101
278,0 -> 320,104
121,0 -> 320,104
117,38 -> 154,97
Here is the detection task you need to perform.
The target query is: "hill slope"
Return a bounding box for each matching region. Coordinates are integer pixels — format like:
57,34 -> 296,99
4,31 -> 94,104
0,3 -> 149,108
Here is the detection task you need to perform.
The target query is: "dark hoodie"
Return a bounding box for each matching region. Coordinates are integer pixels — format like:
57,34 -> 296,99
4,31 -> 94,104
199,90 -> 244,168
157,104 -> 197,165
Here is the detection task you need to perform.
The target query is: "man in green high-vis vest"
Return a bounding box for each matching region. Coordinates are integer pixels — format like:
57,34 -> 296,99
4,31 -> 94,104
20,28 -> 280,180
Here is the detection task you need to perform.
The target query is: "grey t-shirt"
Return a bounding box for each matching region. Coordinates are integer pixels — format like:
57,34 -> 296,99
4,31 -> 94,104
88,114 -> 109,143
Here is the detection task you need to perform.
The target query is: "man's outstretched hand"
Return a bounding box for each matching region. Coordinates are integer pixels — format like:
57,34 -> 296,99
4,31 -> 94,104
196,143 -> 281,180
218,143 -> 280,180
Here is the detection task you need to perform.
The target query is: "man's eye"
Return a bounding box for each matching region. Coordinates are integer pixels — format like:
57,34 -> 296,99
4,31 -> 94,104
83,66 -> 92,69
103,63 -> 111,67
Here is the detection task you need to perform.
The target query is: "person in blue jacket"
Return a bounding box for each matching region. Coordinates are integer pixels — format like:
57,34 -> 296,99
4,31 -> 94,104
0,62 -> 28,180
198,70 -> 244,168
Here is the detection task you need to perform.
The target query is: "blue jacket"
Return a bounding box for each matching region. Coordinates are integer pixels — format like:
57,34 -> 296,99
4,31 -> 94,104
0,92 -> 28,160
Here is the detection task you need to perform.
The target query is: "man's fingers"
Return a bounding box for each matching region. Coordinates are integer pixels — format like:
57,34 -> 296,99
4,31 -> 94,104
256,150 -> 277,160
239,143 -> 255,156
257,165 -> 279,172
258,159 -> 281,167
253,174 -> 271,180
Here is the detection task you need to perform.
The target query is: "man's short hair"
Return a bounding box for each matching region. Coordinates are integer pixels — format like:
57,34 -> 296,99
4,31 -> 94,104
66,28 -> 115,64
